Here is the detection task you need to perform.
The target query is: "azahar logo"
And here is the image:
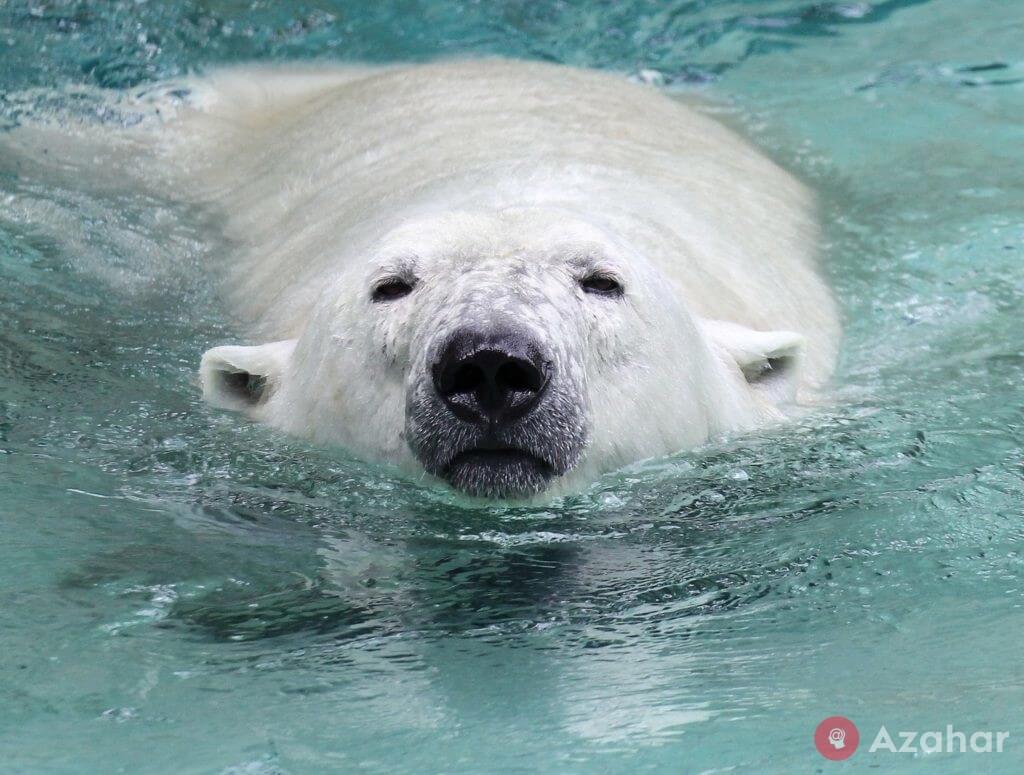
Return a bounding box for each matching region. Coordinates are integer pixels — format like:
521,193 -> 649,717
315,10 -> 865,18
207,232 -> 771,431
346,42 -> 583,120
814,716 -> 860,761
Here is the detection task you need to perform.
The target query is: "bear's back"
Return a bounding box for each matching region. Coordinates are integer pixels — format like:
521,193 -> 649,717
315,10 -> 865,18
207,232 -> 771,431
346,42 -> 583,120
170,59 -> 837,386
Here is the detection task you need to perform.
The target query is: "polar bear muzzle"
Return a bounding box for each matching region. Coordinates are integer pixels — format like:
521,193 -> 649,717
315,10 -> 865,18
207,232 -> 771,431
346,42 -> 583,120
406,324 -> 588,499
432,327 -> 550,425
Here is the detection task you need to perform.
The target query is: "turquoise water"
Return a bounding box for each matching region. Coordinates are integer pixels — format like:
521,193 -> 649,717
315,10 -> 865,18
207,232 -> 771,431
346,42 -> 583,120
1,1 -> 1023,772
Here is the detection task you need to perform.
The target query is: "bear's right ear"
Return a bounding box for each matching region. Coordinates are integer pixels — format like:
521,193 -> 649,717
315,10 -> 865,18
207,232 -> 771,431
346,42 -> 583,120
199,339 -> 296,412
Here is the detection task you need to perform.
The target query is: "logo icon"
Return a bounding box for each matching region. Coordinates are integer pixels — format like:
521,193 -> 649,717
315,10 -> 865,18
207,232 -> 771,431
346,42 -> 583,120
815,716 -> 859,761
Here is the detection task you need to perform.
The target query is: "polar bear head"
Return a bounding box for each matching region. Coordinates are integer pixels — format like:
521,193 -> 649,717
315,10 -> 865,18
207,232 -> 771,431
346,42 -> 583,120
200,209 -> 804,499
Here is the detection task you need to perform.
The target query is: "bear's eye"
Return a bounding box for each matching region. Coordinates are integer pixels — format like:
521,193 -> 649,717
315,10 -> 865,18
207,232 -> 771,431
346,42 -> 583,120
580,273 -> 624,297
372,278 -> 415,302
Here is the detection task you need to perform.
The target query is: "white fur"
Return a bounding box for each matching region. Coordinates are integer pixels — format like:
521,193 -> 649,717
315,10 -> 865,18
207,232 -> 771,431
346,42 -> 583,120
17,59 -> 841,495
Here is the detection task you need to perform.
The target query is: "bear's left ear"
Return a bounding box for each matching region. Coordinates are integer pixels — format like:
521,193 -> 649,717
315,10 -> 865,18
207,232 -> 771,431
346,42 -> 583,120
701,320 -> 805,403
199,339 -> 296,412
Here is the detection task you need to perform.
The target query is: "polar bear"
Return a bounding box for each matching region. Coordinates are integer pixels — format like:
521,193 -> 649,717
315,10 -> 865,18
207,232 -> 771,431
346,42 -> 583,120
9,59 -> 838,499
174,59 -> 841,499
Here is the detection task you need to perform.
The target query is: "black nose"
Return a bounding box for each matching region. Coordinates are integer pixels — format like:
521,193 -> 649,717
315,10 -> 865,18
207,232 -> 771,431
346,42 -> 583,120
433,328 -> 550,425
